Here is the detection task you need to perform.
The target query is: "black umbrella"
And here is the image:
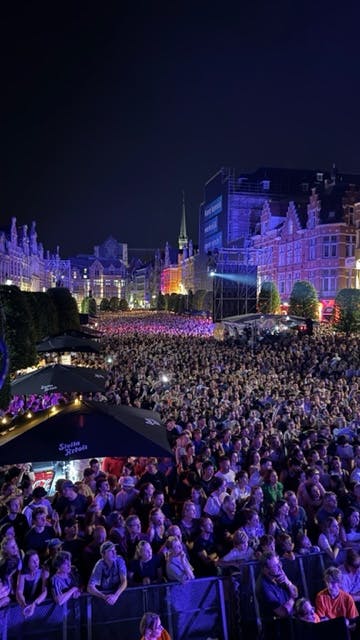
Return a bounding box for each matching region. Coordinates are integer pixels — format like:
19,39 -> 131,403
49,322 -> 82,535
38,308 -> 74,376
0,400 -> 172,463
11,364 -> 107,395
36,335 -> 100,354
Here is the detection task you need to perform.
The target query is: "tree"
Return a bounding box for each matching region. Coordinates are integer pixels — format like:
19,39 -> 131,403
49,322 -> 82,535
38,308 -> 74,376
288,281 -> 319,319
100,298 -> 110,312
119,298 -> 129,311
33,292 -> 59,338
258,281 -> 281,314
334,288 -> 360,335
109,297 -> 119,312
47,288 -> 80,333
169,293 -> 178,312
156,292 -> 166,311
0,285 -> 37,373
88,297 -> 97,316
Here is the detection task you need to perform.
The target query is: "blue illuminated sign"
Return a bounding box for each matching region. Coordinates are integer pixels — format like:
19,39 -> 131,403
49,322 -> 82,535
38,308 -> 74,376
204,196 -> 222,219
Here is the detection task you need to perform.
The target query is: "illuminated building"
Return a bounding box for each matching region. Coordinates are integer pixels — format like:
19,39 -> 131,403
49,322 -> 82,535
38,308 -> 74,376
200,166 -> 360,313
0,217 -> 70,291
69,236 -> 128,306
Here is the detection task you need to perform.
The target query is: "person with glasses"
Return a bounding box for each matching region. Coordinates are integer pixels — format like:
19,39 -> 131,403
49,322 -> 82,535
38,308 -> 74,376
139,612 -> 171,640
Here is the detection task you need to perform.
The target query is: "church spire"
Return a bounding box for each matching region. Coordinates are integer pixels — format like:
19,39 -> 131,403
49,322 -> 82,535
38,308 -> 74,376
178,190 -> 188,251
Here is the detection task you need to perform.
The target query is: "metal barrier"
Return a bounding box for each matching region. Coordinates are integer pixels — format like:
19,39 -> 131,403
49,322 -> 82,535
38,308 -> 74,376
2,577 -> 228,640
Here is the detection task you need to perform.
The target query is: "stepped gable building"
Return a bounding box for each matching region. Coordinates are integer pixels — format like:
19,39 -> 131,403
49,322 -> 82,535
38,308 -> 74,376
0,217 -> 70,291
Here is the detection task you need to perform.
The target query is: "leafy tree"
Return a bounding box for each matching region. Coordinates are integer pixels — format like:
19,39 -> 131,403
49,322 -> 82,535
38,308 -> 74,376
164,294 -> 171,311
187,289 -> 194,312
81,297 -> 90,313
119,298 -> 129,311
0,285 -> 37,372
33,292 -> 59,338
156,292 -> 166,311
334,288 -> 360,335
47,288 -> 80,333
258,281 -> 281,314
288,281 -> 319,319
88,297 -> 97,316
169,293 -> 178,312
100,298 -> 110,312
109,297 -> 119,312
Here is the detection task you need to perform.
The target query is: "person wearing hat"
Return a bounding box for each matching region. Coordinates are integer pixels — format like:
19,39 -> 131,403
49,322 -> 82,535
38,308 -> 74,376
54,480 -> 88,520
87,540 -> 127,605
22,486 -> 53,527
115,475 -> 139,514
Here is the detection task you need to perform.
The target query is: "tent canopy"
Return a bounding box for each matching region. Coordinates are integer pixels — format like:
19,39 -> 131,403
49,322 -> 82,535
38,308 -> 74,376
0,400 -> 172,464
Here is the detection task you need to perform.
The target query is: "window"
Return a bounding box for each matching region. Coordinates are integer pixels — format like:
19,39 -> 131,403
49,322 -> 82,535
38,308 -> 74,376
323,235 -> 337,258
279,245 -> 285,266
309,237 -> 316,260
322,269 -> 337,293
316,172 -> 323,182
287,242 -> 292,265
294,241 -> 301,264
346,235 -> 355,258
279,280 -> 285,294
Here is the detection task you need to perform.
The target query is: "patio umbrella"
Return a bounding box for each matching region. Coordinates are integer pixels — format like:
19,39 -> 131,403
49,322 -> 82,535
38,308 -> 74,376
11,364 -> 107,395
36,334 -> 100,354
0,400 -> 172,463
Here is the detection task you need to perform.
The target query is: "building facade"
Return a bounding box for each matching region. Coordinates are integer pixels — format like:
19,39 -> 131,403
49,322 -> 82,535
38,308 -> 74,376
0,217 -> 70,292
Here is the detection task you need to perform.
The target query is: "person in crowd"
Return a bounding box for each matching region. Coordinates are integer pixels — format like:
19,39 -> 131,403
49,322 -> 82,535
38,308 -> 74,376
118,515 -> 149,563
128,540 -> 163,585
315,566 -> 358,628
139,611 -> 171,640
295,532 -> 320,555
217,528 -> 254,571
50,551 -> 81,605
0,536 -> 23,595
203,477 -> 227,517
192,517 -> 219,577
256,551 -> 298,622
16,550 -> 48,617
24,507 -> 61,561
115,475 -> 139,514
87,540 -> 127,605
165,536 -> 194,583
0,495 -> 29,548
318,516 -> 346,564
22,486 -> 53,527
262,469 -> 284,515
339,548 -> 360,602
267,499 -> 292,540
93,477 -> 115,517
294,597 -> 320,623
54,480 -> 88,521
343,508 -> 360,549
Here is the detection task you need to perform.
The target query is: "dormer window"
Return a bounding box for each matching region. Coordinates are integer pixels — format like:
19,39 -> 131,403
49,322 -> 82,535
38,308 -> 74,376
316,172 -> 323,182
261,180 -> 270,191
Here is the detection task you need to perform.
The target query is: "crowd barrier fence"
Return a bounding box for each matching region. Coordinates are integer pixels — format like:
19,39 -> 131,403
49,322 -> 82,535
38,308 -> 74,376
1,553 -> 346,640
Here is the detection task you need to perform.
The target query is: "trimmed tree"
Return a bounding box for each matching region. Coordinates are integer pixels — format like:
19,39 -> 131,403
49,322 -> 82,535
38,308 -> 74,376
47,288 -> 80,333
119,298 -> 129,311
100,298 -> 110,312
288,281 -> 319,319
0,285 -> 37,372
156,292 -> 166,311
258,281 -> 281,314
109,297 -> 119,312
334,288 -> 360,335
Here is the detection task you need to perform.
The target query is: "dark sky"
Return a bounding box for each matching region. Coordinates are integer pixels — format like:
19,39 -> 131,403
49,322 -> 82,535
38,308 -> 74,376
1,0 -> 360,257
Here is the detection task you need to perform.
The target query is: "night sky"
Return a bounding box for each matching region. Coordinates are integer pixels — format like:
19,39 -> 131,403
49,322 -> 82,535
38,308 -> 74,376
1,1 -> 360,257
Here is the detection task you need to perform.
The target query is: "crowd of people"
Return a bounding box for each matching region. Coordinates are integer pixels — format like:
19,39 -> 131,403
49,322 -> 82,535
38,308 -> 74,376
1,311 -> 360,636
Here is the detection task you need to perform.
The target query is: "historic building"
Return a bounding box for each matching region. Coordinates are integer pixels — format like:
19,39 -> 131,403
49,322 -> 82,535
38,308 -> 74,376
0,217 -> 70,291
69,236 -> 128,306
251,179 -> 360,314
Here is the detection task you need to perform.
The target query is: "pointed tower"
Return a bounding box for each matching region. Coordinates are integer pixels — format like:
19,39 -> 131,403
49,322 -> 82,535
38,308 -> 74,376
178,190 -> 188,250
